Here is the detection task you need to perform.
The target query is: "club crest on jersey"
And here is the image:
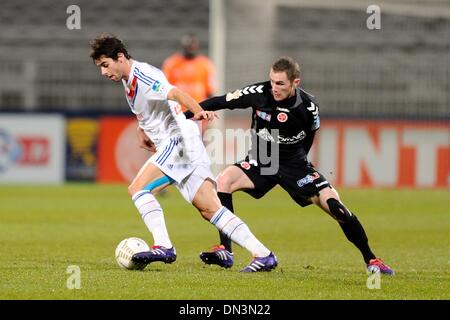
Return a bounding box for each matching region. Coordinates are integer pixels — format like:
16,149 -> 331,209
277,112 -> 288,123
126,76 -> 138,108
240,161 -> 251,170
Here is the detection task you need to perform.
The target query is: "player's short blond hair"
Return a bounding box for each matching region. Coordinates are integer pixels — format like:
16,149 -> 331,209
271,57 -> 301,82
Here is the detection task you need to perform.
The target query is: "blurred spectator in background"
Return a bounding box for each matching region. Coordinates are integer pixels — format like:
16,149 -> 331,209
163,34 -> 217,132
163,34 -> 216,108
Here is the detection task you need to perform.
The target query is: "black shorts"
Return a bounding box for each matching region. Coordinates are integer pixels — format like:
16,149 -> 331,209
234,156 -> 331,207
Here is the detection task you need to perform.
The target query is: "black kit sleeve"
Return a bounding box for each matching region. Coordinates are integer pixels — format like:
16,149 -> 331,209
184,83 -> 265,118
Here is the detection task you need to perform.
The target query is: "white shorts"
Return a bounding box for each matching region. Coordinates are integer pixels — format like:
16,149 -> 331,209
174,163 -> 216,203
149,135 -> 215,203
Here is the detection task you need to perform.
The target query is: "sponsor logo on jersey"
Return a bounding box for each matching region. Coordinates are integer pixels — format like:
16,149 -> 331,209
276,107 -> 290,112
312,117 -> 320,130
296,172 -> 320,188
315,181 -> 329,188
277,112 -> 288,123
151,80 -> 163,94
307,102 -> 320,130
226,85 -> 264,101
257,129 -> 306,144
256,110 -> 271,122
240,161 -> 251,170
226,89 -> 243,101
277,131 -> 306,144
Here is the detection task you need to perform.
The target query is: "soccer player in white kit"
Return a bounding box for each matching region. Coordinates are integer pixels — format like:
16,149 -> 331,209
90,33 -> 277,272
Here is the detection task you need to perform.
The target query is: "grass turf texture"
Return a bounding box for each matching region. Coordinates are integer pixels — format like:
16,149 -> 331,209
0,184 -> 448,300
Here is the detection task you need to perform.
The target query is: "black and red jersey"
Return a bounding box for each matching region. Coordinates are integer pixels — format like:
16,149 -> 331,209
191,81 -> 320,163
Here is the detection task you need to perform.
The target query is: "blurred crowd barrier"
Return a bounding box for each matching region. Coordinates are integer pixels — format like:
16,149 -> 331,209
0,1 -> 449,188
0,113 -> 448,188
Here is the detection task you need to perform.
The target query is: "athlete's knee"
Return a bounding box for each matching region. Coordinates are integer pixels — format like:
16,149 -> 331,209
216,172 -> 235,193
192,183 -> 222,221
128,176 -> 173,197
326,198 -> 355,224
195,201 -> 220,221
129,178 -> 152,196
199,208 -> 216,221
128,183 -> 141,197
128,183 -> 149,197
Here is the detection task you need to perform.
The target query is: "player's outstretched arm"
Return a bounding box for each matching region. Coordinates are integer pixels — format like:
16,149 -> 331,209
168,87 -> 217,121
184,88 -> 256,119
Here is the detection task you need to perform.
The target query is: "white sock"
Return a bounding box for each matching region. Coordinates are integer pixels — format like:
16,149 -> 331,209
210,207 -> 270,257
132,191 -> 173,249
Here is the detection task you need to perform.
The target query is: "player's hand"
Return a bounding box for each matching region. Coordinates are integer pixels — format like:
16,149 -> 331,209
137,126 -> 156,152
140,139 -> 156,153
193,110 -> 218,121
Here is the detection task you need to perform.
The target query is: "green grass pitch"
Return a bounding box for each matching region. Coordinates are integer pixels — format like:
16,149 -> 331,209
0,184 -> 448,300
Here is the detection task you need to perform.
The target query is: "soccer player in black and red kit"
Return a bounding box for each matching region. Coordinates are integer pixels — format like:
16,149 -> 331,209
192,57 -> 394,274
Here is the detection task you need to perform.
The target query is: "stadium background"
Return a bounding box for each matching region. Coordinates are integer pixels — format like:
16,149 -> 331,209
0,0 -> 448,187
0,0 -> 449,301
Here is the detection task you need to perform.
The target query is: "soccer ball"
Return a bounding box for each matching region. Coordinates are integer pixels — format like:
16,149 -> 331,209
115,237 -> 150,270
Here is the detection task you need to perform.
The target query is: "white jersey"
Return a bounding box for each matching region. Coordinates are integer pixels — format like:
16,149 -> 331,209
122,61 -> 213,201
122,60 -> 197,149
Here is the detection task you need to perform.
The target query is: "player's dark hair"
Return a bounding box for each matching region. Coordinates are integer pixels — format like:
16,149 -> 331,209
271,57 -> 300,82
89,33 -> 131,61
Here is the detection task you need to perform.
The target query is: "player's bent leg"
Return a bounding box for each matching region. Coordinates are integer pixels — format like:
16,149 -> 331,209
216,165 -> 255,194
216,194 -> 234,253
313,188 -> 394,275
128,161 -> 173,196
188,179 -> 234,268
213,166 -> 257,255
193,179 -> 276,272
129,162 -> 177,266
192,179 -> 223,220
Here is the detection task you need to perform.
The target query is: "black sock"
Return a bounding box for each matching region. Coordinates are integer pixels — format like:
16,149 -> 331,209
338,214 -> 376,264
217,192 -> 234,252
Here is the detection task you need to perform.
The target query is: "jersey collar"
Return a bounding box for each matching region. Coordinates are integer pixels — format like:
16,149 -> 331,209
126,60 -> 137,86
276,89 -> 302,109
